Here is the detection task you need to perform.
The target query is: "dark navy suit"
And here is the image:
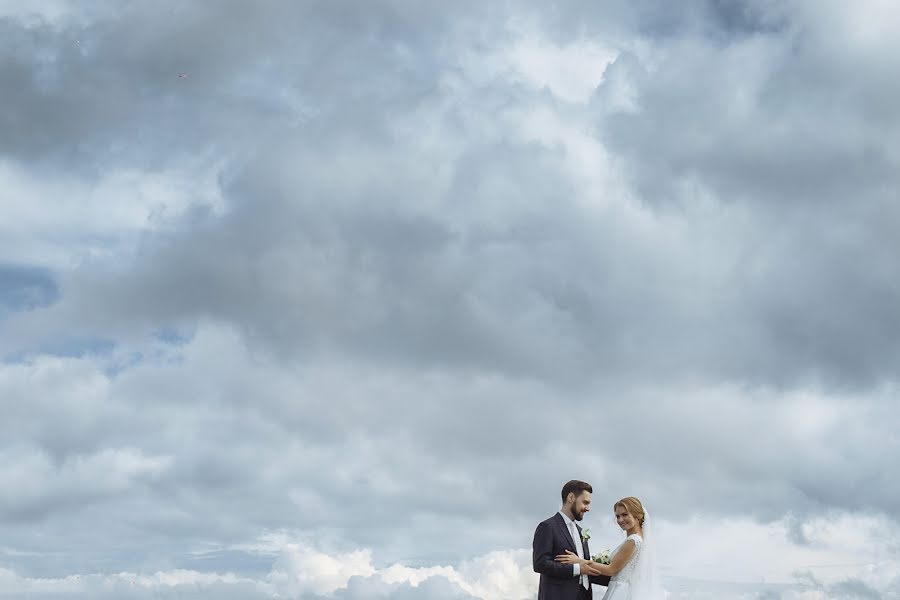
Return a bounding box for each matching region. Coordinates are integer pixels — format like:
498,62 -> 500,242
533,513 -> 610,600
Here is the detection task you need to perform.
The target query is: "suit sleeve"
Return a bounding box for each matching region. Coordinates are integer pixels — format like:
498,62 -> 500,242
532,520 -> 576,579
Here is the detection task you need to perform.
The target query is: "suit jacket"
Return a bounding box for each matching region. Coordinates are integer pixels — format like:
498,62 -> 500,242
533,513 -> 611,600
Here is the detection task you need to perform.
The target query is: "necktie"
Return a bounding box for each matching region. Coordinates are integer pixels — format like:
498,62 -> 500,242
568,522 -> 590,590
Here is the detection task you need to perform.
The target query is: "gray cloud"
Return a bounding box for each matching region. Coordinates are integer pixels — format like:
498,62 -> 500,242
1,1 -> 899,598
11,4 -> 897,389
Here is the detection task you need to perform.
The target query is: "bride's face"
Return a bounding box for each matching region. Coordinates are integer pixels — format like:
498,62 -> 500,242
615,506 -> 636,531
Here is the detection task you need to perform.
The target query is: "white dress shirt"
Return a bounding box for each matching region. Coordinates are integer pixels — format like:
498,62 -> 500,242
558,511 -> 590,589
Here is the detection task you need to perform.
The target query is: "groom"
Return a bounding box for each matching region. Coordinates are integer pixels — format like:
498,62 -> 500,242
533,480 -> 610,600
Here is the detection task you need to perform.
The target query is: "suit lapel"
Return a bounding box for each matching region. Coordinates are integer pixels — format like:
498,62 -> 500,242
555,513 -> 577,553
577,524 -> 590,559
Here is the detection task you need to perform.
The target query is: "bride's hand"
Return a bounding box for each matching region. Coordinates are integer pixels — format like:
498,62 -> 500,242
554,550 -> 588,565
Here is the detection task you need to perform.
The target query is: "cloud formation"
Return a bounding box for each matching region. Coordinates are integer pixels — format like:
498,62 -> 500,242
2,1 -> 899,598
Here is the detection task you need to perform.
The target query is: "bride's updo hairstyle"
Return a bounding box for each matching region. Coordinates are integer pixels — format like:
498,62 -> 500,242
614,496 -> 645,527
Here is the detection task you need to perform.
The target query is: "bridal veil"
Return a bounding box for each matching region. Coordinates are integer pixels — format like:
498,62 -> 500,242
630,509 -> 666,599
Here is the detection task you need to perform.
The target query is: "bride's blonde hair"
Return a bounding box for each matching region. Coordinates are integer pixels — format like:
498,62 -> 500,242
614,496 -> 645,527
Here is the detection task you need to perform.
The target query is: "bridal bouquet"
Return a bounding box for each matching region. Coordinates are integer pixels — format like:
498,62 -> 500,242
591,549 -> 611,565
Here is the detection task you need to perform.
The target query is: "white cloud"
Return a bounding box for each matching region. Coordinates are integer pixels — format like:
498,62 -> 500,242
2,518 -> 897,600
0,0 -> 86,24
0,445 -> 171,518
270,545 -> 377,596
506,30 -> 618,103
0,159 -> 225,268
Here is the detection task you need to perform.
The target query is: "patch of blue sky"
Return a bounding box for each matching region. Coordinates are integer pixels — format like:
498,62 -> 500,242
103,351 -> 145,378
182,549 -> 275,578
41,336 -> 115,359
2,335 -> 114,364
104,332 -> 191,377
154,325 -> 193,346
0,263 -> 60,313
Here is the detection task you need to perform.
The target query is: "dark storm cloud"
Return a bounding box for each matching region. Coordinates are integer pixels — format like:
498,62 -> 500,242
0,0 -> 490,169
527,0 -> 787,42
8,1 -> 898,391
589,18 -> 900,387
9,1 -> 896,392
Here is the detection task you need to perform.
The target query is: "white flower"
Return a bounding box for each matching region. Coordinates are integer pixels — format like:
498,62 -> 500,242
580,528 -> 591,541
591,549 -> 611,565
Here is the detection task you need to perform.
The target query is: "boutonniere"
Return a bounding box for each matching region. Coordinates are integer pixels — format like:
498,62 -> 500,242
581,528 -> 591,541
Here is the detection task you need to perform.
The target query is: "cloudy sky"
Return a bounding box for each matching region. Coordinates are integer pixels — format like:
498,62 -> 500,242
2,1 -> 899,598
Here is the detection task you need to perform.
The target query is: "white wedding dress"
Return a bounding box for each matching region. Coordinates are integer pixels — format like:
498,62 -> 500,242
600,512 -> 665,600
600,533 -> 644,600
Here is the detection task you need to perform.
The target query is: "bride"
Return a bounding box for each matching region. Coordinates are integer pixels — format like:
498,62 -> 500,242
555,496 -> 665,600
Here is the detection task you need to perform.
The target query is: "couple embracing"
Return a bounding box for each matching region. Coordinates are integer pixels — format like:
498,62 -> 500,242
532,480 -> 664,600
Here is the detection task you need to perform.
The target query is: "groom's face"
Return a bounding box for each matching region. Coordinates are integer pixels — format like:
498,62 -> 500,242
571,491 -> 591,521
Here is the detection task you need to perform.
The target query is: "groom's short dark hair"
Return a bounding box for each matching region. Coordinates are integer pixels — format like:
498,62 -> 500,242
561,480 -> 592,503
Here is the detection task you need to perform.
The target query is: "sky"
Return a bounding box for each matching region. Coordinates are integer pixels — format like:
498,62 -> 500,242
1,1 -> 899,599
